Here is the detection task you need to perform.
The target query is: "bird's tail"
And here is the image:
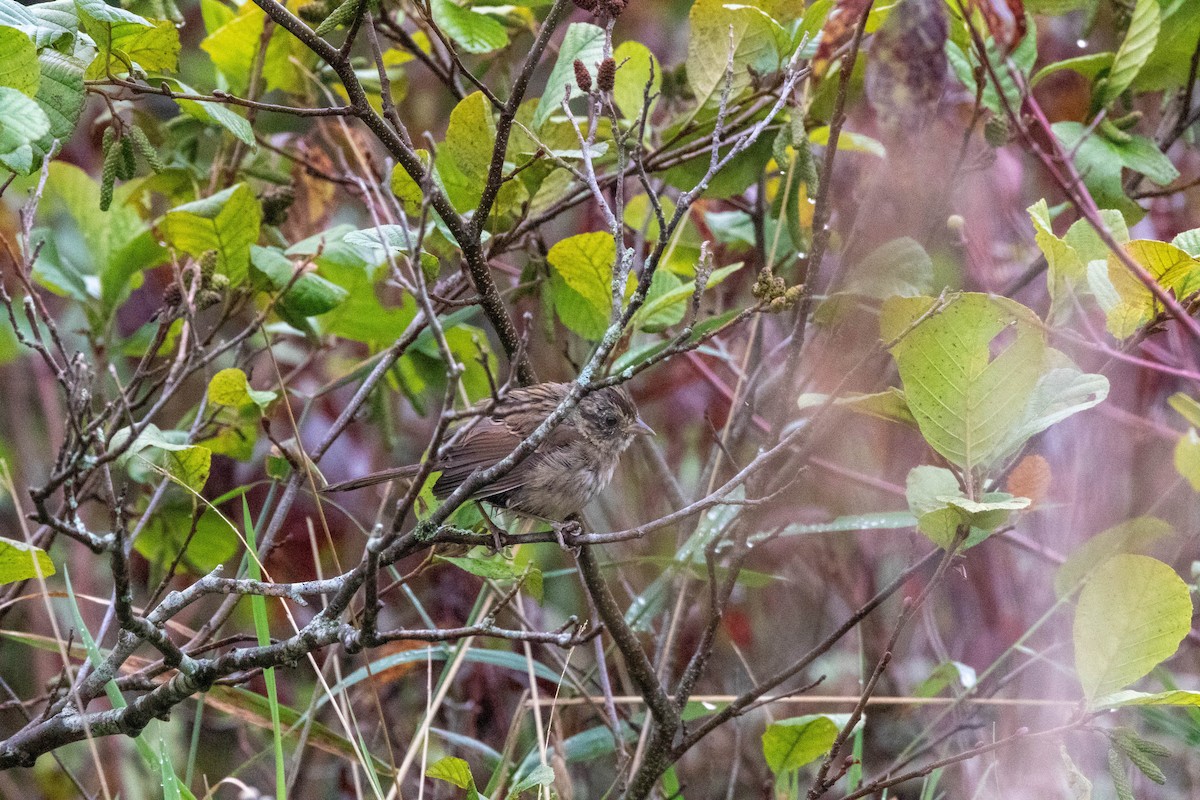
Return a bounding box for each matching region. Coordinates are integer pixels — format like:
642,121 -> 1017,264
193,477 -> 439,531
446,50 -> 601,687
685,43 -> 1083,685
321,465 -> 420,493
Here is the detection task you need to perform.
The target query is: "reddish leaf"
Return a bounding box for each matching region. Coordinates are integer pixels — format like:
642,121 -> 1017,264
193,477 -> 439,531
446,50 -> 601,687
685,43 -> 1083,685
970,0 -> 1026,55
1006,454 -> 1051,507
811,0 -> 872,78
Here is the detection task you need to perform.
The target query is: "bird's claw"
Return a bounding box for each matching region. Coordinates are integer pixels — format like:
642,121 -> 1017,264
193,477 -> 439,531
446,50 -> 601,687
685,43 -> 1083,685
551,520 -> 583,551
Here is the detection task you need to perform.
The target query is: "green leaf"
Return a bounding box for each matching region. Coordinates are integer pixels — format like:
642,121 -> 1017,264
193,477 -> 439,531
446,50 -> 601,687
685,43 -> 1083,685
208,367 -> 277,411
389,149 -> 430,212
1172,227 -> 1200,257
612,40 -> 660,122
1133,0 -> 1200,92
162,183 -> 261,283
840,236 -> 933,299
85,17 -> 179,78
0,537 -> 55,584
439,551 -> 522,582
1098,0 -> 1160,106
1028,201 -> 1128,323
0,0 -> 38,31
1028,199 -> 1084,321
1096,690 -> 1200,708
440,90 -> 497,211
507,763 -> 554,798
945,19 -> 1036,116
0,26 -> 39,96
37,162 -> 165,309
445,91 -> 495,181
1174,428 -> 1200,491
135,504 -> 238,572
547,231 -> 619,331
1030,51 -> 1114,88
29,50 -> 87,162
287,227 -> 417,345
74,0 -> 148,26
905,465 -> 1028,549
161,78 -> 253,145
662,128 -> 775,199
250,244 -> 348,322
990,349 -> 1108,463
798,388 -> 917,426
1055,516 -> 1175,598
115,424 -> 213,492
883,293 -> 1046,472
808,125 -> 886,158
762,714 -> 848,775
430,0 -> 506,55
201,2 -> 316,94
1073,554 -> 1192,704
427,756 -> 478,794
634,262 -> 743,332
1053,123 -> 1179,221
27,1 -> 79,50
1168,392 -> 1200,427
548,272 -> 605,340
915,660 -> 977,698
0,86 -> 49,172
534,21 -> 604,130
0,0 -> 77,54
686,0 -> 786,115
1096,239 -> 1200,339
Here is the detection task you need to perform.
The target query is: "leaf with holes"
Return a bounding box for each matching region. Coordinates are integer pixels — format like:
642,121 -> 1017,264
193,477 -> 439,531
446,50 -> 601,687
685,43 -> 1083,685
882,293 -> 1046,472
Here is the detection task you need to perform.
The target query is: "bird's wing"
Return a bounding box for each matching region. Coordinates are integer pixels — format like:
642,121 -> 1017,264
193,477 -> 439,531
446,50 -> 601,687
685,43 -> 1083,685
433,415 -> 582,499
432,417 -> 532,498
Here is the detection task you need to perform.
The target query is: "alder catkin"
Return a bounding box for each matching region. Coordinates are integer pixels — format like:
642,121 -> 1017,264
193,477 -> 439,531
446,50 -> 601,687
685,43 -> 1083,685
573,59 -> 592,93
597,58 -> 616,93
571,0 -> 598,11
127,126 -> 166,172
99,127 -> 119,209
116,136 -> 136,181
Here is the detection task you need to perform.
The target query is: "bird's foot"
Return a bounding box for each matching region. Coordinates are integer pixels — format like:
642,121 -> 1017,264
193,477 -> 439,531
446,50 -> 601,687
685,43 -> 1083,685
477,505 -> 508,552
551,520 -> 583,551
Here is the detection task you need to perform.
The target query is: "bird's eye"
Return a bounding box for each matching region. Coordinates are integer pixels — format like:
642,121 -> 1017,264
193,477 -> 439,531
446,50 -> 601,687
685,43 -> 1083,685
602,411 -> 620,428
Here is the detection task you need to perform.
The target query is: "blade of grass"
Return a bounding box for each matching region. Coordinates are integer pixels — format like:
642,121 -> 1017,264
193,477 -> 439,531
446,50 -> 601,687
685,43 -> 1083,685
243,496 -> 287,800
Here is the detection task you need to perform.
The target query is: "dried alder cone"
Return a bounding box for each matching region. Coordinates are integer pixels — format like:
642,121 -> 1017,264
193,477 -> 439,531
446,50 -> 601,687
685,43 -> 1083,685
573,59 -> 592,93
324,383 -> 654,521
571,0 -> 628,17
597,57 -> 616,93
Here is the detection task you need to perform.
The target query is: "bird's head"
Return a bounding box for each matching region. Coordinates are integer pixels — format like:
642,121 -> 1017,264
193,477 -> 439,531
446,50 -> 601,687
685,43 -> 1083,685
577,386 -> 655,452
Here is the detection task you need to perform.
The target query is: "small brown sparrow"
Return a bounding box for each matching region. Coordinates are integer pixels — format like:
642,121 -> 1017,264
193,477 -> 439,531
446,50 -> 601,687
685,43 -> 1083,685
323,382 -> 653,520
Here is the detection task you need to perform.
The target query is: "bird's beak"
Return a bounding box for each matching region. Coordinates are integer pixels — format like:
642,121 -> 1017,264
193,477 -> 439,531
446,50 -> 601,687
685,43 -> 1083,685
632,417 -> 655,437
